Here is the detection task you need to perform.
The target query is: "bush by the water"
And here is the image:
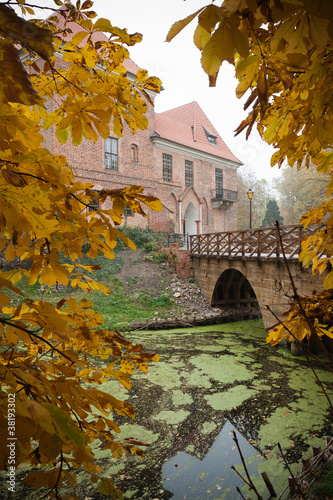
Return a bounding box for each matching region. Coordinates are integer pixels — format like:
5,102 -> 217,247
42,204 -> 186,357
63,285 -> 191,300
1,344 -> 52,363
116,226 -> 167,253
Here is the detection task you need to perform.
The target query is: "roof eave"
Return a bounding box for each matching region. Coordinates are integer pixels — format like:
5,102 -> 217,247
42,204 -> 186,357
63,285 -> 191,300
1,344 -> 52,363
151,136 -> 242,169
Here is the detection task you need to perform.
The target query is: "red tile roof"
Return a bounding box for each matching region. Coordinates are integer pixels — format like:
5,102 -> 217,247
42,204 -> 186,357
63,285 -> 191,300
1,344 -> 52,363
155,102 -> 241,164
52,9 -> 140,74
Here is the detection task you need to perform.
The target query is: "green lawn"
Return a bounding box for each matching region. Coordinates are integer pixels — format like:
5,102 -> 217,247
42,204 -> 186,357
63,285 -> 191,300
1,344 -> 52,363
7,261 -> 179,331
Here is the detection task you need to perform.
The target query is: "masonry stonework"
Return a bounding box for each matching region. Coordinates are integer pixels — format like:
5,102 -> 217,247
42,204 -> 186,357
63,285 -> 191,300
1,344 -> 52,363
38,11 -> 241,236
192,256 -> 325,330
42,49 -> 241,235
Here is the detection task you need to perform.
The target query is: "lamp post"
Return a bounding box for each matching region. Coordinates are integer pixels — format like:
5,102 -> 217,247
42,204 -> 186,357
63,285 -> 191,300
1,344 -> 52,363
247,189 -> 254,229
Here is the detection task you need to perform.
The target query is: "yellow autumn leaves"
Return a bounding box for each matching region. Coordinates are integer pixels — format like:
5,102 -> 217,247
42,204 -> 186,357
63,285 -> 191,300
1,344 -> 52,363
168,0 -> 333,350
266,291 -> 333,347
166,3 -> 249,85
0,1 -> 161,497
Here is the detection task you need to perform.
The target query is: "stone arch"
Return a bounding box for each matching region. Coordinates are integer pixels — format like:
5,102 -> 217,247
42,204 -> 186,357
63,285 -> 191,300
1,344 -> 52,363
212,268 -> 259,310
130,143 -> 138,162
167,192 -> 178,214
184,201 -> 198,236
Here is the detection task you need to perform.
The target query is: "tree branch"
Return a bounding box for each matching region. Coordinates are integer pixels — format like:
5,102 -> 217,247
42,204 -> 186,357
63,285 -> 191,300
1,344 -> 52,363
1,318 -> 74,364
231,430 -> 264,500
277,443 -> 307,500
275,220 -> 333,365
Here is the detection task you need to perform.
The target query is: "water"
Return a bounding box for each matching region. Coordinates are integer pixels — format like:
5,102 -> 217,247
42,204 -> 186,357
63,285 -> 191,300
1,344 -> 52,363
162,420 -> 265,499
96,319 -> 332,499
4,319 -> 332,499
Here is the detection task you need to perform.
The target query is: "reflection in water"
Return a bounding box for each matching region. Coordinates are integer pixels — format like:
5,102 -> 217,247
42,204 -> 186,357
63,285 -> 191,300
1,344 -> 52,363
162,420 -> 266,499
1,321 -> 332,500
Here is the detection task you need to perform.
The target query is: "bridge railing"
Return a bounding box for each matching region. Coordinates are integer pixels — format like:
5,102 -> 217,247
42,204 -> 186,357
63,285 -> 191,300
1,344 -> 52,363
190,225 -> 318,260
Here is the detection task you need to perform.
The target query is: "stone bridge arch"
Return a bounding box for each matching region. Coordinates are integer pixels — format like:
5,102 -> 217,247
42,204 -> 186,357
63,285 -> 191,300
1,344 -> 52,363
212,268 -> 259,310
191,256 -> 325,329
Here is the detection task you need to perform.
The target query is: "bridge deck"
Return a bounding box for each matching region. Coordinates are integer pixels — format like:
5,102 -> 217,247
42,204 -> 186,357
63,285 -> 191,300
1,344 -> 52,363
190,224 -> 318,261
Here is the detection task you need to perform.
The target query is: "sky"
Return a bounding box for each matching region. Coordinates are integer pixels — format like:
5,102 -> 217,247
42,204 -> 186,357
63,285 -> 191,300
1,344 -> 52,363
92,0 -> 281,183
37,0 -> 282,183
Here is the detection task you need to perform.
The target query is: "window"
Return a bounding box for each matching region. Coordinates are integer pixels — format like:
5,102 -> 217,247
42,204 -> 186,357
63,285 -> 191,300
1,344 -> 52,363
105,137 -> 118,170
131,144 -> 138,162
124,205 -> 133,217
203,126 -> 217,145
163,153 -> 172,182
185,160 -> 193,187
207,135 -> 217,145
89,192 -> 99,212
215,168 -> 223,195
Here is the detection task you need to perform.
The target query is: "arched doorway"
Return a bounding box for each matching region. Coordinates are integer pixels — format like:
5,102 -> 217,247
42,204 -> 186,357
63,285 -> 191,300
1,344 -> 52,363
184,202 -> 198,235
212,269 -> 259,310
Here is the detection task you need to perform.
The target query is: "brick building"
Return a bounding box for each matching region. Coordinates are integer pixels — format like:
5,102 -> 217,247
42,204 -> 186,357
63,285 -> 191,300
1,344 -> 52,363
42,12 -> 241,236
59,95 -> 241,235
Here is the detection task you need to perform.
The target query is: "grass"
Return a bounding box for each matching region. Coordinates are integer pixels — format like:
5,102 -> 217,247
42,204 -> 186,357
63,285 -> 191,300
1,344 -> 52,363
89,276 -> 177,329
11,274 -> 178,330
4,227 -> 182,329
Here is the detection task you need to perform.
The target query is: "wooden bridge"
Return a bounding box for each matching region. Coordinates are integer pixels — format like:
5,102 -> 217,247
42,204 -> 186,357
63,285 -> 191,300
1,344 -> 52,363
190,225 -> 325,329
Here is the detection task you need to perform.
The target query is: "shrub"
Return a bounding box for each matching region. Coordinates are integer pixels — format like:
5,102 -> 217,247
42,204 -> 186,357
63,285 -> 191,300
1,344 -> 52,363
116,226 -> 167,251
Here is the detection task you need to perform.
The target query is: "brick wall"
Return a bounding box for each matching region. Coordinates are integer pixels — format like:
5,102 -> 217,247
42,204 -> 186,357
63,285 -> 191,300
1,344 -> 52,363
42,72 -> 239,235
151,146 -> 238,234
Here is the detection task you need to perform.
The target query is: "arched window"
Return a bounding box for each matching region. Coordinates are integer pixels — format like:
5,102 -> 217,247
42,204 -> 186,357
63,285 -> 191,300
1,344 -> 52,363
124,205 -> 133,217
131,144 -> 138,162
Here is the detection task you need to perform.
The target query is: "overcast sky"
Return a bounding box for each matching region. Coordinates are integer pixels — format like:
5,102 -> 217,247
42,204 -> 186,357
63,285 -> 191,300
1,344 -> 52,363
92,0 -> 281,183
35,0 -> 282,183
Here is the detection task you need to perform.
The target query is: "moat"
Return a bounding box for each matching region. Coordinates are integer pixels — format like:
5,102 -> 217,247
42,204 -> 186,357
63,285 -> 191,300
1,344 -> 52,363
89,319 -> 333,499
3,319 -> 333,499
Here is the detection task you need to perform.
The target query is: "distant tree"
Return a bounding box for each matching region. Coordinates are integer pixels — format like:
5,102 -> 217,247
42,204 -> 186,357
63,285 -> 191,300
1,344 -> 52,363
237,165 -> 270,229
261,199 -> 284,227
274,165 -> 329,225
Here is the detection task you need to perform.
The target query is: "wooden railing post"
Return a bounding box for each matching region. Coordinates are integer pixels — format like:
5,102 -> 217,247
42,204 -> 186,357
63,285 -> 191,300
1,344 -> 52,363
217,233 -> 220,256
257,229 -> 261,259
241,232 -> 245,259
276,226 -> 279,258
206,233 -> 209,256
298,225 -> 303,255
228,232 -> 231,258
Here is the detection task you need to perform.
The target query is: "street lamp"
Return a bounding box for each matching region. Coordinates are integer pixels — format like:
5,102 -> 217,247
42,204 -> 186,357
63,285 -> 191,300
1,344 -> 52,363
247,188 -> 254,229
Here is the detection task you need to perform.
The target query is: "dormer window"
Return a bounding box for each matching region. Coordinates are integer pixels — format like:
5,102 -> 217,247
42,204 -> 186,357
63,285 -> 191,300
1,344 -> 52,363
203,126 -> 217,145
207,135 -> 217,145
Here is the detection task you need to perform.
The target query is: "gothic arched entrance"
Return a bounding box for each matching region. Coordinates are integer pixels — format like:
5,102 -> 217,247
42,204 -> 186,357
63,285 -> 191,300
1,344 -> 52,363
184,202 -> 198,235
